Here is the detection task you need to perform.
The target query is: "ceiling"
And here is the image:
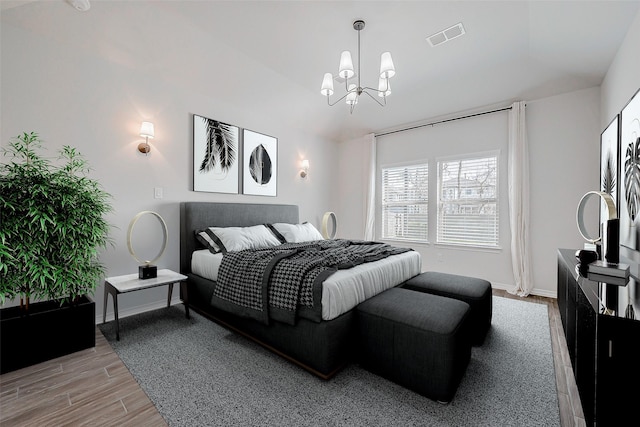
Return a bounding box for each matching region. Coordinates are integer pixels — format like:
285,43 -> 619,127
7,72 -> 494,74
2,0 -> 639,141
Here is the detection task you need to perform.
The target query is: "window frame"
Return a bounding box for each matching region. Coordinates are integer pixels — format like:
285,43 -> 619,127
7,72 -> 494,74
379,160 -> 430,245
435,150 -> 501,250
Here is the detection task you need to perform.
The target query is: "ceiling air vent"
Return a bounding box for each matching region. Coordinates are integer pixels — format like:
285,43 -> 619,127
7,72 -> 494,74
427,22 -> 465,47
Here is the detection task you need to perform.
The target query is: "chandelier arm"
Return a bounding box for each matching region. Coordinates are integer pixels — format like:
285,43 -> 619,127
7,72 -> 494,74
326,90 -> 355,107
361,88 -> 387,107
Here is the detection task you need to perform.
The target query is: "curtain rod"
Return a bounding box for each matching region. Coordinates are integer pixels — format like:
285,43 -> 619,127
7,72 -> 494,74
374,106 -> 513,138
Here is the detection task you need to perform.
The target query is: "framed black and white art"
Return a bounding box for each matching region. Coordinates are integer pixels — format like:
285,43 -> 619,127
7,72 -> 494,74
619,88 -> 640,249
600,114 -> 619,221
242,129 -> 277,196
193,114 -> 239,194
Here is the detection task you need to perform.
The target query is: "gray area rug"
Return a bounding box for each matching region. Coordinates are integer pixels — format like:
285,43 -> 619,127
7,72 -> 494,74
99,296 -> 560,426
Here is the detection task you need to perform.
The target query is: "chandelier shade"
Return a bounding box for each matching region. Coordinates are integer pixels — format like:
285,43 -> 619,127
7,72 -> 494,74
378,78 -> 391,97
338,51 -> 355,79
320,20 -> 396,113
346,84 -> 358,106
321,73 -> 334,96
379,52 -> 396,78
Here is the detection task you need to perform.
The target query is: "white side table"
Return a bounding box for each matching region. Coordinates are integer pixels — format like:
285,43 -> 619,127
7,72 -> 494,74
103,269 -> 189,340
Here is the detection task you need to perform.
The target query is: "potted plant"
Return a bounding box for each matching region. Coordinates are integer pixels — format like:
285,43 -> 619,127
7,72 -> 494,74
0,132 -> 112,374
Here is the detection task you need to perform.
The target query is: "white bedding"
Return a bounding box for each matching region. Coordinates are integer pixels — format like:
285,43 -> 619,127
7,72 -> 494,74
191,248 -> 421,321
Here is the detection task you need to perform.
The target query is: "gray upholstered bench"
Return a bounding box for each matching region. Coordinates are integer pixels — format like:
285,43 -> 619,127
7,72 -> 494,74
355,287 -> 471,403
402,272 -> 492,345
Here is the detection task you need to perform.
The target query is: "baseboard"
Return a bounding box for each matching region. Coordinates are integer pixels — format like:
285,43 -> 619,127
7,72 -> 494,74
491,282 -> 557,299
97,296 -> 183,324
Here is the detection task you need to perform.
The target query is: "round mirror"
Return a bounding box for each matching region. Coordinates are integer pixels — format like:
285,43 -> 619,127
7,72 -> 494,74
127,211 -> 168,265
321,211 -> 337,239
576,191 -> 616,243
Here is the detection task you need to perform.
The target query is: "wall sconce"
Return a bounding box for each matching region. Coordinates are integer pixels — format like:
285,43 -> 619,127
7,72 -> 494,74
300,159 -> 309,178
138,121 -> 155,155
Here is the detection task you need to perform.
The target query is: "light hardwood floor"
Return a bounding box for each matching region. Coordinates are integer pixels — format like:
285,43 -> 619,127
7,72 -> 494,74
1,292 -> 583,426
0,329 -> 167,426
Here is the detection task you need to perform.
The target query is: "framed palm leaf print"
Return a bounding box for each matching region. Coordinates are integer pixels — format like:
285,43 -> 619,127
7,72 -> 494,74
243,129 -> 277,196
620,88 -> 640,249
193,114 -> 239,194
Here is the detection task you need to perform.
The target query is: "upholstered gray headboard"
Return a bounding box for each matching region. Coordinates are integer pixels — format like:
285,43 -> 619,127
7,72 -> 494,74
179,202 -> 299,275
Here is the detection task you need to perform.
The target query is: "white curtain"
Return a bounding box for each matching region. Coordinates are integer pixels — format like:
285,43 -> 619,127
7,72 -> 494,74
508,101 -> 533,296
364,133 -> 376,240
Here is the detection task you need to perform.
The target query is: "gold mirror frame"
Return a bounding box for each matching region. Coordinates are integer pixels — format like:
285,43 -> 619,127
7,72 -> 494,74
576,191 -> 616,244
126,211 -> 168,265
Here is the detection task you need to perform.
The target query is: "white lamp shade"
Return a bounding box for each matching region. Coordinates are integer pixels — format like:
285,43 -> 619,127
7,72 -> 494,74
378,78 -> 391,97
301,159 -> 309,169
338,51 -> 355,79
320,73 -> 334,96
139,121 -> 155,139
346,84 -> 358,105
379,52 -> 395,79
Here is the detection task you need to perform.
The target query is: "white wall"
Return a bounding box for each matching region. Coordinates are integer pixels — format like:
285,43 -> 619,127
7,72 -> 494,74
1,11 -> 338,321
526,87 -> 601,296
337,88 -> 600,297
600,9 -> 640,263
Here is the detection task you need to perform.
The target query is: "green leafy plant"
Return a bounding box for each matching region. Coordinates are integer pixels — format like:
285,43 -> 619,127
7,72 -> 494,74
0,132 -> 113,309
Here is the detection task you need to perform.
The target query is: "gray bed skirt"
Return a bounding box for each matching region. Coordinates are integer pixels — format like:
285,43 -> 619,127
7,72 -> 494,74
187,273 -> 355,377
180,202 -> 356,378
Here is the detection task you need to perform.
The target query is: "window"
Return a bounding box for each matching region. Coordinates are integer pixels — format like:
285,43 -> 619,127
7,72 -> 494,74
437,153 -> 499,248
381,163 -> 429,242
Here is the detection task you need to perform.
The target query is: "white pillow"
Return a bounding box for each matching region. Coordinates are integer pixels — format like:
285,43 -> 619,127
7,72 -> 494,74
208,225 -> 282,253
271,222 -> 324,243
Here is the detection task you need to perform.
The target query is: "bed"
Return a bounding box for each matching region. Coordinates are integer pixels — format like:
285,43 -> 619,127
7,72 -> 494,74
179,201 -> 421,379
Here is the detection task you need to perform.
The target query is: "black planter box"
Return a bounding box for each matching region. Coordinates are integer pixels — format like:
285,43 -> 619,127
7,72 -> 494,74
0,295 -> 95,374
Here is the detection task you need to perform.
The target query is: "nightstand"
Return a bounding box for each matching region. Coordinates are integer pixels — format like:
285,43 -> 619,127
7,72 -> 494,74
102,269 -> 189,340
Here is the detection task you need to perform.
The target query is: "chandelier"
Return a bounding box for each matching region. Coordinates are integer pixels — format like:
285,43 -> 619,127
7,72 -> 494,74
320,20 -> 396,113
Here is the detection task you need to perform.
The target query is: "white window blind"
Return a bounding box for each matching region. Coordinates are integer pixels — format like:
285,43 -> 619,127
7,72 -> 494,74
437,153 -> 499,247
381,163 -> 429,242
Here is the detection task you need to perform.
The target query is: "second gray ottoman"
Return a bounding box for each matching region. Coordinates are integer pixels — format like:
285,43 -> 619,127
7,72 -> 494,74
355,287 -> 471,403
403,271 -> 492,345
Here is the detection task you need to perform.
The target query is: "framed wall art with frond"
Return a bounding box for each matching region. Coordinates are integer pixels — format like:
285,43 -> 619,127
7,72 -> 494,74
600,114 -> 619,222
243,129 -> 277,196
619,88 -> 640,250
193,114 -> 239,194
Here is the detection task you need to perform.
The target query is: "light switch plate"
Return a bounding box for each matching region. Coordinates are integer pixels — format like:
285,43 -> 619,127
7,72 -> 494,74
154,187 -> 163,199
